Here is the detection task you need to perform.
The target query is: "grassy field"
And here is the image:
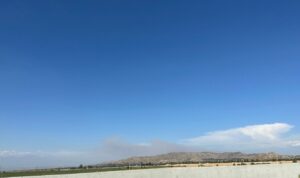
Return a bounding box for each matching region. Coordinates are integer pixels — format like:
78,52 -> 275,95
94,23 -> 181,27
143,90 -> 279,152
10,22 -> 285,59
0,166 -> 170,177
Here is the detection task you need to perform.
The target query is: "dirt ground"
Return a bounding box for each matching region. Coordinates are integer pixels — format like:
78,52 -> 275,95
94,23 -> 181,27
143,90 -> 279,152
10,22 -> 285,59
167,160 -> 295,168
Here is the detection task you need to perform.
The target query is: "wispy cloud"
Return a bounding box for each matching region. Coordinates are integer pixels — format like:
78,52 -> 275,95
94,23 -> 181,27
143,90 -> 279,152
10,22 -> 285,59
0,150 -> 83,158
0,150 -> 32,157
0,150 -> 90,171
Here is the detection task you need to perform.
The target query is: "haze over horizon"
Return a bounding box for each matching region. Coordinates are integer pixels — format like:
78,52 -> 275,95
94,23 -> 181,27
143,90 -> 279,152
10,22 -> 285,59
1,0 -> 300,171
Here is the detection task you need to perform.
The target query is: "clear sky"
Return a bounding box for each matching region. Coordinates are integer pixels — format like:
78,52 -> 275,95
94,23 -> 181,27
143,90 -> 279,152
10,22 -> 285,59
1,0 -> 300,170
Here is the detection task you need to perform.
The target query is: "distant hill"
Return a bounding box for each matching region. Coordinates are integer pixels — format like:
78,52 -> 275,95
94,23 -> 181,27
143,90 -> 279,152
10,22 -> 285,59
104,152 -> 295,166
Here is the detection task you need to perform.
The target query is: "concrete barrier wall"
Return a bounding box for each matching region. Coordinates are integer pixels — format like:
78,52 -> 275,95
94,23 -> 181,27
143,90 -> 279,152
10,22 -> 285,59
16,163 -> 300,178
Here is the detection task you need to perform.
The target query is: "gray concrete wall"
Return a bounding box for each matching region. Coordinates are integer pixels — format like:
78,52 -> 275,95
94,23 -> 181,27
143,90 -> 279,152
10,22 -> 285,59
15,163 -> 300,178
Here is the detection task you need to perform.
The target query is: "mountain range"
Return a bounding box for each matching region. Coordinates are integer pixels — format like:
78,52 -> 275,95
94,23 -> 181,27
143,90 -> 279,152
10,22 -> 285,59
104,152 -> 298,166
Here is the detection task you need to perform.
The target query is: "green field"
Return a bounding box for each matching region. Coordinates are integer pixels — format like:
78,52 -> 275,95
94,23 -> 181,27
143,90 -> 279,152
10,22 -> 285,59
0,166 -> 169,177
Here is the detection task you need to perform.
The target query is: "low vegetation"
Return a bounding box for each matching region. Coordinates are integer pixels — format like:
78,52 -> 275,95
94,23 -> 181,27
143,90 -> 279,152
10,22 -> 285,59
0,165 -> 170,178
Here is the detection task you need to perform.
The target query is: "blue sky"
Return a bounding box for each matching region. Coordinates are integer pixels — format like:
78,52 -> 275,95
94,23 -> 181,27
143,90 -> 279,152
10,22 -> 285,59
1,0 -> 300,170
